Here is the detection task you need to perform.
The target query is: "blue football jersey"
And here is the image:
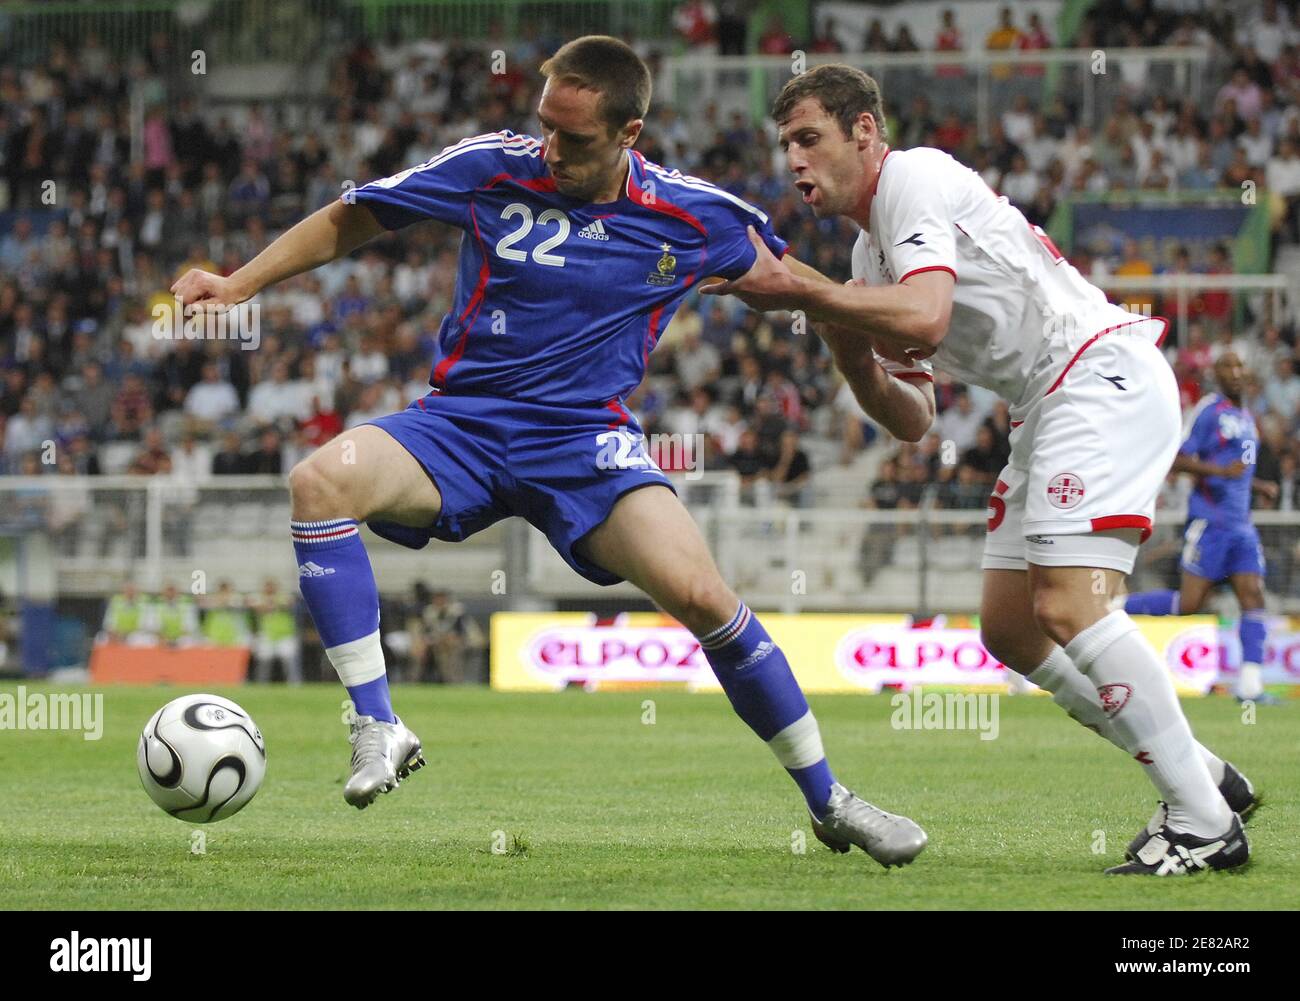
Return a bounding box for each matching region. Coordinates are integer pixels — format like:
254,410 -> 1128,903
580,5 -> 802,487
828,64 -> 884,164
1181,393 -> 1257,524
350,131 -> 787,406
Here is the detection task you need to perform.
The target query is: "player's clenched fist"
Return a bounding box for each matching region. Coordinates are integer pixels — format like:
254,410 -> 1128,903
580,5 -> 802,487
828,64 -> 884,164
170,269 -> 251,313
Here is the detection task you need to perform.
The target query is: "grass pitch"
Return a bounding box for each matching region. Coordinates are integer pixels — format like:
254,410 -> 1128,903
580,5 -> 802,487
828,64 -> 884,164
0,684 -> 1295,909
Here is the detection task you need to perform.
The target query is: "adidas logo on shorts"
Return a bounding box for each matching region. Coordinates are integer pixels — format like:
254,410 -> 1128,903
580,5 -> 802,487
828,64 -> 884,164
577,219 -> 610,241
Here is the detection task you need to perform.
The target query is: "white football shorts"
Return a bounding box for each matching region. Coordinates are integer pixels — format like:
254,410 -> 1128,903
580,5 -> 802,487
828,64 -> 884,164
982,324 -> 1180,574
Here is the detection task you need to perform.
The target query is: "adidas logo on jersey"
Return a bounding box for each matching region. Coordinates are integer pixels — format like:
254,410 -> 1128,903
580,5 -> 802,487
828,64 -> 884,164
298,561 -> 335,577
577,219 -> 610,241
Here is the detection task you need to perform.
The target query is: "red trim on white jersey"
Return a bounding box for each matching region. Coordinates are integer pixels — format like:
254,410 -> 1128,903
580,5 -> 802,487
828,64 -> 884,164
892,370 -> 934,383
1044,316 -> 1165,397
899,264 -> 957,284
869,147 -> 892,198
1153,316 -> 1171,347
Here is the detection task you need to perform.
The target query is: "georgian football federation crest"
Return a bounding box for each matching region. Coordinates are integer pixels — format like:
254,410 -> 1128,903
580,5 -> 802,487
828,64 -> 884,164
1097,683 -> 1132,718
647,243 -> 677,286
1046,472 -> 1085,509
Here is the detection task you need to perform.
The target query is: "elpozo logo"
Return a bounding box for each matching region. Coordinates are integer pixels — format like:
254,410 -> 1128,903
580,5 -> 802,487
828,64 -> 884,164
524,621 -> 709,687
834,625 -> 1007,691
835,622 -> 1226,694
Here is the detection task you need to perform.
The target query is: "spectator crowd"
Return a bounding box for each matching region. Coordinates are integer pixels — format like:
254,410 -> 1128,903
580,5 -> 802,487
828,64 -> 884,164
1,0 -> 1299,541
96,575 -> 485,682
99,576 -> 303,682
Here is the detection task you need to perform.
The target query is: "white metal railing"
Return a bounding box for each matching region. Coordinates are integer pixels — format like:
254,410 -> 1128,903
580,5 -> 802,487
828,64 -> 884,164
659,46 -> 1211,141
1096,274 -> 1293,342
3,474 -> 1298,613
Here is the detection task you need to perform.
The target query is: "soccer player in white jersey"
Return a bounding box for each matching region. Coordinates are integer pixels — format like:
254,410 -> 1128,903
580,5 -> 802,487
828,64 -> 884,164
704,65 -> 1256,875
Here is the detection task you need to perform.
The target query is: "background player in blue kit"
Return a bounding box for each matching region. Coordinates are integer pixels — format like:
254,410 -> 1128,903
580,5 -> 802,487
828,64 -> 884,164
1126,352 -> 1283,705
170,36 -> 928,867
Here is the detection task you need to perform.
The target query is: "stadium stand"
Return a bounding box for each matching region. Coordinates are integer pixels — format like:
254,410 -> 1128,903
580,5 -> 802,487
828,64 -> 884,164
2,0 -> 1299,675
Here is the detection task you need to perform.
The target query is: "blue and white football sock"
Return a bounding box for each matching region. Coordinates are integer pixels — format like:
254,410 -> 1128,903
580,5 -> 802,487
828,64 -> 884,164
1028,645 -> 1225,783
699,602 -> 836,818
292,519 -> 395,723
1237,610 -> 1268,700
1123,590 -> 1179,616
1065,611 -> 1231,835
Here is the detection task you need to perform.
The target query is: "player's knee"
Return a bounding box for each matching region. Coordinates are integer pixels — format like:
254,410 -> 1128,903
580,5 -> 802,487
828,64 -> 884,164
289,457 -> 353,521
1029,585 -> 1085,648
673,575 -> 738,635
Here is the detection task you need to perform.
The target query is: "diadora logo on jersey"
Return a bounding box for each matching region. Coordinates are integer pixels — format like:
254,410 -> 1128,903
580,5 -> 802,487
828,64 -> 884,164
1098,373 -> 1128,391
298,561 -> 335,577
1046,472 -> 1085,509
577,218 -> 611,241
895,232 -> 925,247
1098,683 -> 1132,718
874,245 -> 896,283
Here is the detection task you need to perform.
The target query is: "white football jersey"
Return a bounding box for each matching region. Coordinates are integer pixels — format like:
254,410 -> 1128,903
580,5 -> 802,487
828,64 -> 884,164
851,146 -> 1161,413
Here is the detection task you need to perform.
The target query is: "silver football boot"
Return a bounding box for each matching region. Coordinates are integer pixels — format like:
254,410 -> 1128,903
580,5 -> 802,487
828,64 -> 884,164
343,714 -> 426,809
810,782 -> 928,868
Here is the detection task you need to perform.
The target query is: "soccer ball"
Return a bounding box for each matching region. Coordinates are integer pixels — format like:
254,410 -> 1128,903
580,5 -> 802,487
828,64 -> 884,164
137,694 -> 266,823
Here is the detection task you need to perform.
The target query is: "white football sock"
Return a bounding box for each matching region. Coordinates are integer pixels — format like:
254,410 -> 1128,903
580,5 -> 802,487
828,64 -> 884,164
1236,663 -> 1264,701
766,710 -> 826,769
1027,646 -> 1226,784
1064,611 -> 1231,836
325,629 -> 386,687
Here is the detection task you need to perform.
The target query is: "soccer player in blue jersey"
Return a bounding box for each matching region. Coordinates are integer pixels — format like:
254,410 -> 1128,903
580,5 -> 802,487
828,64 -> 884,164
1126,351 -> 1283,706
170,36 -> 926,867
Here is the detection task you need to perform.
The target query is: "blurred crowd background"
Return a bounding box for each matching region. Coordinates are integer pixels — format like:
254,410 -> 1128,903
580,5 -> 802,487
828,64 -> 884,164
3,3 -> 1300,491
2,0 -> 1300,654
95,577 -> 486,682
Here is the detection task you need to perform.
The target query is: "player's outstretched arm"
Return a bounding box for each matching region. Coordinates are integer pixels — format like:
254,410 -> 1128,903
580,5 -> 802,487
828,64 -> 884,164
761,258 -> 934,441
171,200 -> 386,311
701,227 -> 952,352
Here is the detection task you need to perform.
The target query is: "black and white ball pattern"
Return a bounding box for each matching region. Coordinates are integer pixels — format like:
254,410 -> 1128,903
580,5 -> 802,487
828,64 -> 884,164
137,694 -> 266,823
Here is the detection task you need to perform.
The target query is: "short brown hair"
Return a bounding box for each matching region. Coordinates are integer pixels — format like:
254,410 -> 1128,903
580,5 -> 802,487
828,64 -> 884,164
772,64 -> 888,141
540,35 -> 651,133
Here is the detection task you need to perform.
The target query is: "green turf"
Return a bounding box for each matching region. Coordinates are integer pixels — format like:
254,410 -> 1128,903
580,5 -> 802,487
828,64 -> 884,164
0,683 -> 1295,909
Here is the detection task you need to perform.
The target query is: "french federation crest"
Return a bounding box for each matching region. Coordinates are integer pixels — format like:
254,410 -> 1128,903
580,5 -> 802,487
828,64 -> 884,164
647,243 -> 677,286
